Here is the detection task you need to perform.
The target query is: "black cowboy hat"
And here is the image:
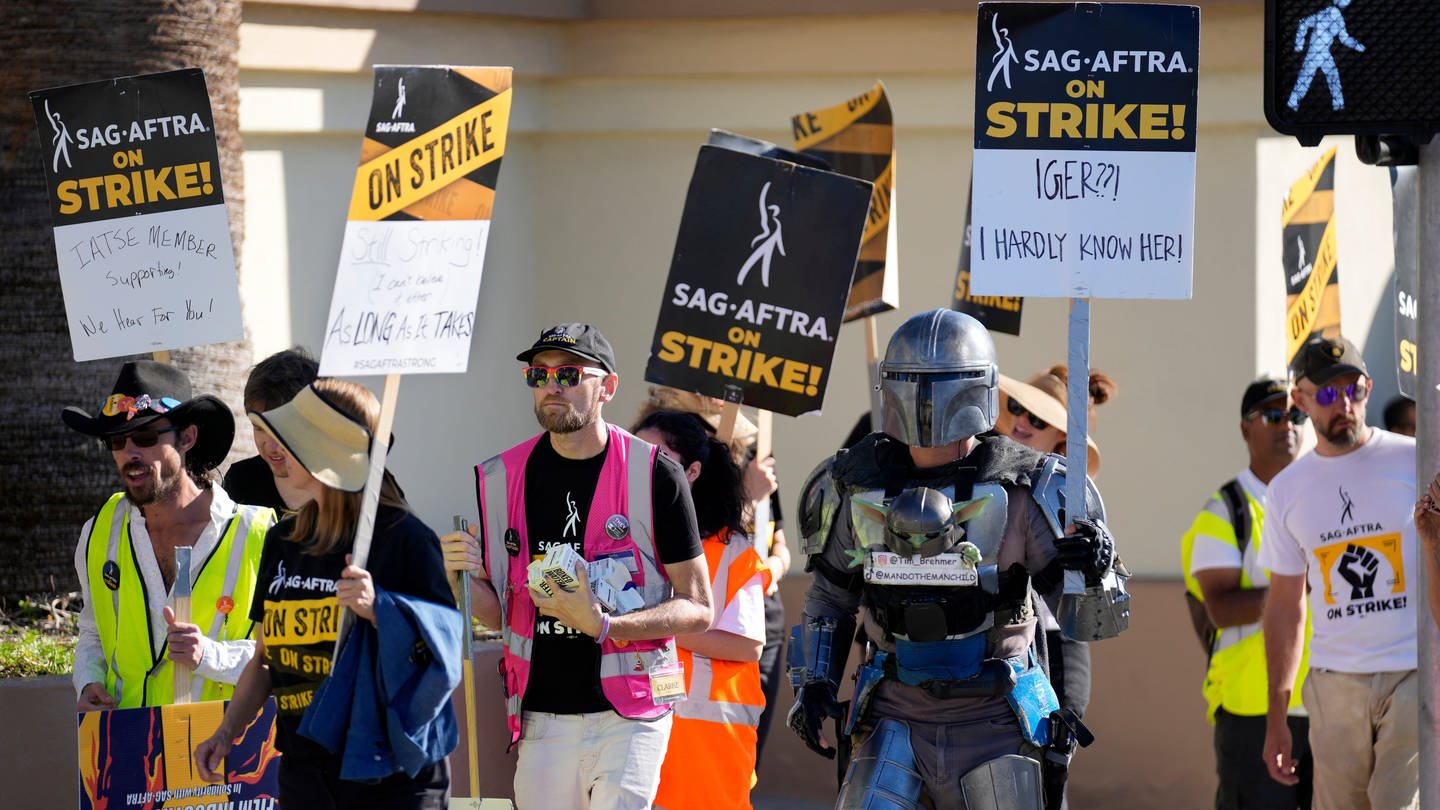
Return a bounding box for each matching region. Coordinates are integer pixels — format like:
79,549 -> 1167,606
61,360 -> 234,471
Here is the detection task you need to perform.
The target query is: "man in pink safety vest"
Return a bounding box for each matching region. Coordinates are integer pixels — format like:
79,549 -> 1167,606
443,322 -> 713,810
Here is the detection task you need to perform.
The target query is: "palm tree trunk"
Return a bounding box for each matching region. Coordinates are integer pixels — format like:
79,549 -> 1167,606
0,0 -> 250,602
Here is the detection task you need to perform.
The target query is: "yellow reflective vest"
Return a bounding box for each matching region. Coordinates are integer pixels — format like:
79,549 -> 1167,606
1181,482 -> 1309,721
84,493 -> 272,708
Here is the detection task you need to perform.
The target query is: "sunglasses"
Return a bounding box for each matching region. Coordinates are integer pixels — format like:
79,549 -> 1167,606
1250,407 -> 1309,426
1312,381 -> 1369,407
102,425 -> 178,452
522,365 -> 607,389
1006,396 -> 1050,431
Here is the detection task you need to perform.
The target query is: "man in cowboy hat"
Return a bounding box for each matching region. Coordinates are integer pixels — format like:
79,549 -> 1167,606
65,360 -> 276,711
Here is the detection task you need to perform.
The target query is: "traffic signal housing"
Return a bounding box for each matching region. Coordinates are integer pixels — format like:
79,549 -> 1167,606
1265,0 -> 1440,146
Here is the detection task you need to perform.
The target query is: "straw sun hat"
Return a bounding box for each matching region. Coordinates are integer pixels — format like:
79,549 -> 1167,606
997,372 -> 1101,475
249,385 -> 372,492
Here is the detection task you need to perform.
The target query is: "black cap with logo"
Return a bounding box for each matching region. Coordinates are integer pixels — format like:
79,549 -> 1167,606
516,323 -> 618,373
1290,335 -> 1368,386
1240,377 -> 1290,417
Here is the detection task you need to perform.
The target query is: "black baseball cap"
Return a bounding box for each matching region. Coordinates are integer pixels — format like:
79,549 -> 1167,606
1240,377 -> 1289,417
1290,335 -> 1368,385
516,323 -> 618,373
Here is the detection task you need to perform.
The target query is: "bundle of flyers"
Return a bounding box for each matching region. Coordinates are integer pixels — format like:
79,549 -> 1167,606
527,544 -> 645,615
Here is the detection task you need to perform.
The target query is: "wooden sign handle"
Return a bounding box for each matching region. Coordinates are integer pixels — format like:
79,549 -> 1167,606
751,410 -> 774,555
716,401 -> 740,446
331,373 -> 402,667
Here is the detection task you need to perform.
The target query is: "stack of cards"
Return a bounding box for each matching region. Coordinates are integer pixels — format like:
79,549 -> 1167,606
526,545 -> 645,615
589,557 -> 645,615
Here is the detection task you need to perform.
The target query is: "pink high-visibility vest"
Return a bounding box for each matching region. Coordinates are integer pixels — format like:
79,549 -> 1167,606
477,424 -> 675,748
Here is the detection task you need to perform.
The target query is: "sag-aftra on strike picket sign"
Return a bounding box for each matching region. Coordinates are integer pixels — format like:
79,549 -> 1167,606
970,3 -> 1200,300
30,69 -> 245,361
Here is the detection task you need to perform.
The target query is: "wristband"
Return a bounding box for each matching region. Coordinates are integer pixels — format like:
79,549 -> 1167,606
597,613 -> 612,644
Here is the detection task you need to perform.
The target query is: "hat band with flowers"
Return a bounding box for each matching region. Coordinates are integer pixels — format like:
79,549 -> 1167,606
62,360 -> 234,471
101,393 -> 183,422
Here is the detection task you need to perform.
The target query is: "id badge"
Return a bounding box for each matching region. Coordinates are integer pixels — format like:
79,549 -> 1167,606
649,661 -> 686,706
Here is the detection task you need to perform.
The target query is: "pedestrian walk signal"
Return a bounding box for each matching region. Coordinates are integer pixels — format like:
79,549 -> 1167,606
1265,0 -> 1440,145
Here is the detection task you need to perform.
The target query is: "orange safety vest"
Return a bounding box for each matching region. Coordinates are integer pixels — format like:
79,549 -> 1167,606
654,529 -> 771,810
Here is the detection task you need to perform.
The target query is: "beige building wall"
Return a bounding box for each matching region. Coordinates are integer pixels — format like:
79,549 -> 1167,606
235,0 -> 1400,582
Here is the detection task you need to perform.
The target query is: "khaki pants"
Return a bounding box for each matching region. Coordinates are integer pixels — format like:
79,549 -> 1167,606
1302,668 -> 1418,810
513,710 -> 672,810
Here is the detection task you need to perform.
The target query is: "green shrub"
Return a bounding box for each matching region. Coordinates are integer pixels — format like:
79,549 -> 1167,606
0,630 -> 74,678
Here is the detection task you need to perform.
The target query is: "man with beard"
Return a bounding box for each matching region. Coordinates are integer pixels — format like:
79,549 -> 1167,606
1259,337 -> 1418,809
65,361 -> 275,711
1182,377 -> 1312,809
441,323 -> 711,810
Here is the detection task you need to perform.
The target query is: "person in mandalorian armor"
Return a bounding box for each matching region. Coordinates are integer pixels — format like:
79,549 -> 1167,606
787,309 -> 1129,810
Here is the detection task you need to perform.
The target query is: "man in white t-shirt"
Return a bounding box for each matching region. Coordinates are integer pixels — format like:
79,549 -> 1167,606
1182,377 -> 1311,809
1258,336 -> 1418,810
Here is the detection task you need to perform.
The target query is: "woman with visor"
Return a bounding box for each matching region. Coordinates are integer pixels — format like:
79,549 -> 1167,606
195,379 -> 459,809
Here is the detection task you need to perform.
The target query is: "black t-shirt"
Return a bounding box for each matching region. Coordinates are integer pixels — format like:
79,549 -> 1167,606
517,432 -> 702,714
251,505 -> 456,759
223,455 -> 287,513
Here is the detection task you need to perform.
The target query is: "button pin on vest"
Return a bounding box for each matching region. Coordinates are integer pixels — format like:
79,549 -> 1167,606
504,528 -> 521,556
605,514 -> 630,540
102,560 -> 121,590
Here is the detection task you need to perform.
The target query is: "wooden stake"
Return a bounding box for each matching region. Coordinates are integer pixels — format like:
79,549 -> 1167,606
152,350 -> 171,364
751,410 -> 774,556
864,316 -> 882,422
332,373 -> 402,666
716,400 -> 740,446
452,517 -> 481,803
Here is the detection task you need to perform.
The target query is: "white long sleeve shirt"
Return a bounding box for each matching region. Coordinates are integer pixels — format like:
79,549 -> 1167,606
72,486 -> 257,700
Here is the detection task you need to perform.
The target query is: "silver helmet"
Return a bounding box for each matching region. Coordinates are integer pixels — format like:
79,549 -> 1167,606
877,309 -> 998,447
884,487 -> 965,557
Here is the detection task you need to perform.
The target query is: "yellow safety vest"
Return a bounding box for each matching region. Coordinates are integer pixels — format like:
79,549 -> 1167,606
1181,486 -> 1309,721
85,493 -> 272,708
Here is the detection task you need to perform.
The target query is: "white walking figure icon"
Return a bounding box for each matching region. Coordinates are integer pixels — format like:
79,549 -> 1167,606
391,78 -> 407,119
563,491 -> 581,538
737,181 -> 786,288
987,14 -> 1019,93
46,100 -> 73,172
1287,0 -> 1365,112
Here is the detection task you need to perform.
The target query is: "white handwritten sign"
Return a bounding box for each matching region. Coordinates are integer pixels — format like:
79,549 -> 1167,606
30,69 -> 244,360
320,219 -> 488,374
318,65 -> 512,376
53,205 -> 243,361
969,3 -> 1200,300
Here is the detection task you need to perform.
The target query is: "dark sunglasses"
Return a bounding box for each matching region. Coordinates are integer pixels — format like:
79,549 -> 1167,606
102,425 -> 178,451
522,365 -> 606,389
1250,407 -> 1308,426
1006,396 -> 1049,431
1313,381 -> 1369,407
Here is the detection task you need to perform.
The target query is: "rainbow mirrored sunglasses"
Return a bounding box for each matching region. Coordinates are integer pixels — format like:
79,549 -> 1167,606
522,365 -> 607,389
